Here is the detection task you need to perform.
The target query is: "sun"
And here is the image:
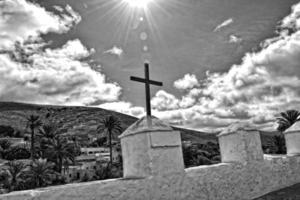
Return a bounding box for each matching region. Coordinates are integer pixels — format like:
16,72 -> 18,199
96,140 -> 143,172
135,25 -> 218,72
122,0 -> 153,9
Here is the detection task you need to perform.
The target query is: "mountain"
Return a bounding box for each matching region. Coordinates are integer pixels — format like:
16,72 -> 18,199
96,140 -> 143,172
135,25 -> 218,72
0,102 -> 218,144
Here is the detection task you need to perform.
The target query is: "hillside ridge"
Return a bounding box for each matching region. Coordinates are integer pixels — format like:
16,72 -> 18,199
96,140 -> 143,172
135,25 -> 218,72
0,101 -> 217,144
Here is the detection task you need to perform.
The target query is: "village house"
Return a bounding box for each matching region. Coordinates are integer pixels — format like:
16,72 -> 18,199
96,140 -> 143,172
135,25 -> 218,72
63,146 -> 121,182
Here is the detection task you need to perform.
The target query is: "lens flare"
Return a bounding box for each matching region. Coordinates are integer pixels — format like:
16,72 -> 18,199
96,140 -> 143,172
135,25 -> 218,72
122,0 -> 153,9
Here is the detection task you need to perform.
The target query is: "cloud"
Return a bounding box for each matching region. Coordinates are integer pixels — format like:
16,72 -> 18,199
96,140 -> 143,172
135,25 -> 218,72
103,46 -> 124,57
0,2 -> 122,106
214,18 -> 234,32
44,39 -> 94,59
229,35 -> 242,43
173,74 -> 199,90
0,0 -> 81,50
146,2 -> 300,131
98,102 -> 144,117
151,90 -> 180,111
0,39 -> 122,105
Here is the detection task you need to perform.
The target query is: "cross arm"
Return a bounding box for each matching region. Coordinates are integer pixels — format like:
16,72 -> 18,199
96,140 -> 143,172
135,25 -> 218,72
130,76 -> 163,86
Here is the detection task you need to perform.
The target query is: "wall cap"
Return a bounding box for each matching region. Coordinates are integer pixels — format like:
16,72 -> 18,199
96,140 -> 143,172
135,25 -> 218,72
285,122 -> 300,134
119,116 -> 173,139
218,122 -> 257,137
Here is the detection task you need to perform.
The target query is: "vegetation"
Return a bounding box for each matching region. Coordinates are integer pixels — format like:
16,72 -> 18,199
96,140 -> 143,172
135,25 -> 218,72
276,110 -> 300,132
44,136 -> 76,173
268,110 -> 300,154
38,123 -> 62,140
97,115 -> 123,165
2,102 -> 291,194
25,159 -> 57,188
3,145 -> 30,160
0,115 -> 79,193
26,115 -> 43,160
1,161 -> 27,192
182,142 -> 220,167
0,125 -> 15,138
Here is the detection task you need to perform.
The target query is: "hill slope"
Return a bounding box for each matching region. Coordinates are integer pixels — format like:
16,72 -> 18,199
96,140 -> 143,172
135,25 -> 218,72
0,102 -> 218,144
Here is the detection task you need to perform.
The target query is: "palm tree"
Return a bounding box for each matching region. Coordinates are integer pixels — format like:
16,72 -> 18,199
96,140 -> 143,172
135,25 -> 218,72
26,114 -> 43,160
45,136 -> 76,173
97,115 -> 123,165
276,110 -> 300,132
38,123 -> 62,158
25,159 -> 57,188
1,161 -> 27,192
38,123 -> 61,140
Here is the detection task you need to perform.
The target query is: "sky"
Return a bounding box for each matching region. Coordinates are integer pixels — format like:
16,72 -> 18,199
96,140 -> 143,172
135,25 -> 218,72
0,0 -> 300,132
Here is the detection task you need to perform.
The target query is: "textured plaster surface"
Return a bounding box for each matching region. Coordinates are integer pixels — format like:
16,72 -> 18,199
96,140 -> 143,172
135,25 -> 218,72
219,130 -> 263,164
121,129 -> 184,178
253,183 -> 300,200
2,155 -> 300,200
285,130 -> 300,156
121,116 -> 184,178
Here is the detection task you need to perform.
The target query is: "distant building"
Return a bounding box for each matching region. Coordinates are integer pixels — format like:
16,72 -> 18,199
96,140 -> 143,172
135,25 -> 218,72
2,137 -> 27,147
81,147 -> 109,155
63,146 -> 122,182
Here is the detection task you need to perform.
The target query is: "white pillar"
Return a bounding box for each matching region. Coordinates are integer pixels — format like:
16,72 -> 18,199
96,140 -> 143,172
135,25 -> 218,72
285,122 -> 300,156
218,122 -> 263,164
119,116 -> 184,178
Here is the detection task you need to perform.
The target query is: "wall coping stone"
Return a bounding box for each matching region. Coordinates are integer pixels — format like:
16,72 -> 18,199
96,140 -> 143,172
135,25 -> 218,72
284,122 -> 300,134
119,116 -> 173,139
218,122 -> 258,137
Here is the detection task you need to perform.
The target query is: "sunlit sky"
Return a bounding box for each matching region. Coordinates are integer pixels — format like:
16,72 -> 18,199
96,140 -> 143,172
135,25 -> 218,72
1,0 -> 300,131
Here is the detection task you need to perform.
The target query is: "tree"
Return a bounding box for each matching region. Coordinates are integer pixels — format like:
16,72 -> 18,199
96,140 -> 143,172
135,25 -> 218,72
26,115 -> 42,160
97,115 -> 123,165
25,159 -> 56,188
0,139 -> 11,151
182,143 -> 217,167
44,136 -> 76,173
265,135 -> 286,154
38,123 -> 61,140
4,145 -> 30,160
276,110 -> 300,132
1,161 -> 27,192
0,139 -> 11,159
0,125 -> 15,137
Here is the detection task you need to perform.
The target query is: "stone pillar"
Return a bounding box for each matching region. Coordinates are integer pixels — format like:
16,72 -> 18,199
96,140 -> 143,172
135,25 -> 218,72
119,116 -> 184,179
217,122 -> 263,164
284,123 -> 300,156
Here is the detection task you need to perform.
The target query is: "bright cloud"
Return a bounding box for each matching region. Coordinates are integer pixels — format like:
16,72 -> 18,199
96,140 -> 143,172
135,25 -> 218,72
146,2 -> 300,131
173,74 -> 199,90
151,90 -> 180,111
0,40 -> 122,105
0,1 -> 121,106
0,0 -> 81,50
229,35 -> 242,43
104,46 -> 124,57
214,18 -> 234,32
99,101 -> 144,117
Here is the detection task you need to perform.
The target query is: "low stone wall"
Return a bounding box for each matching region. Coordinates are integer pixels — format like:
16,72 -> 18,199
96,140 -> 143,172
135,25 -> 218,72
2,155 -> 300,200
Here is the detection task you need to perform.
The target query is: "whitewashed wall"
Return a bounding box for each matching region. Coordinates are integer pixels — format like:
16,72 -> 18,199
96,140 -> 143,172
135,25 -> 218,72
2,156 -> 300,200
2,120 -> 300,200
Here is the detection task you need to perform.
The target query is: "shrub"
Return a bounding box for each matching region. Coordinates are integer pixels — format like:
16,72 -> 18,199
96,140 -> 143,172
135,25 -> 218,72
4,145 -> 30,160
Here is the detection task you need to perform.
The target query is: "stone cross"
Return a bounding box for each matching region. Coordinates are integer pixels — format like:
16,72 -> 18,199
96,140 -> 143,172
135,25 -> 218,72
130,62 -> 163,116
